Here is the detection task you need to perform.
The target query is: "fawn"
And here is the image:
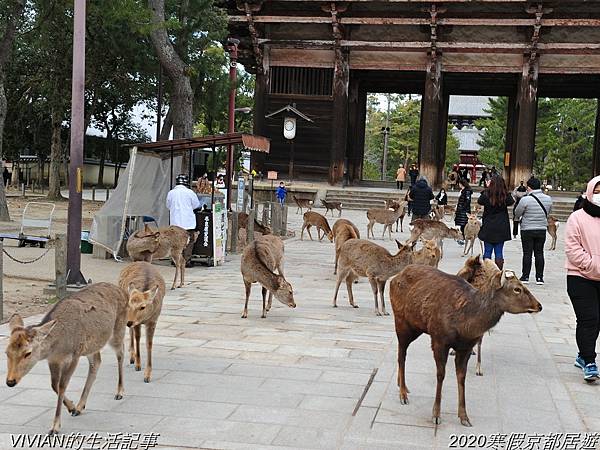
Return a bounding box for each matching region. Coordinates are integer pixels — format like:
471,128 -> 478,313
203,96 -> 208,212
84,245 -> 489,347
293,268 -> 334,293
301,211 -> 333,242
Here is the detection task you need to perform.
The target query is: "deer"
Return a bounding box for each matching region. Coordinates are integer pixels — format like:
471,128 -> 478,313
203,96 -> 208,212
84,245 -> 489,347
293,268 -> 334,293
126,224 -> 192,290
390,264 -> 542,427
5,283 -> 128,435
407,219 -> 462,248
118,262 -> 166,384
301,211 -> 333,242
240,235 -> 296,318
385,199 -> 408,232
430,204 -> 445,221
321,199 -> 343,217
333,238 -> 414,316
237,212 -> 272,235
332,219 -> 360,274
547,215 -> 559,250
366,207 -> 406,240
293,195 -> 313,214
410,238 -> 442,268
463,213 -> 483,256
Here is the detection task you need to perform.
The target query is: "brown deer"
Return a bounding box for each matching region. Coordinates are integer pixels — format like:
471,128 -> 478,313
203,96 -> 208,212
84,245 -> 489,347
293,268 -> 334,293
407,219 -> 462,246
293,195 -> 313,214
385,199 -> 408,232
547,216 -> 559,250
237,212 -> 272,235
240,235 -> 296,318
119,262 -> 166,384
456,255 -> 504,376
430,204 -> 445,221
301,211 -> 333,242
410,238 -> 442,268
332,220 -> 360,274
390,265 -> 542,427
333,239 -> 414,315
367,207 -> 406,240
463,213 -> 483,256
5,283 -> 128,434
321,199 -> 343,217
126,225 -> 192,290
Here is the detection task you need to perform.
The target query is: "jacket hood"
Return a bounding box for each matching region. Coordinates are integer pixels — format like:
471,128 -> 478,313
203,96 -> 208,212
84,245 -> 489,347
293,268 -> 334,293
586,175 -> 600,199
415,179 -> 428,188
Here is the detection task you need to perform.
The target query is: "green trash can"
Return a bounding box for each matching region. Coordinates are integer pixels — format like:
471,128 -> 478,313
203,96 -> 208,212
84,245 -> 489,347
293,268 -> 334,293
81,231 -> 93,254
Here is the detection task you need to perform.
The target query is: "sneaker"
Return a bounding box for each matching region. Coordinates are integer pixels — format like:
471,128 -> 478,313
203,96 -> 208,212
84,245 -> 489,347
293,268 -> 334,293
519,276 -> 529,284
536,277 -> 545,285
575,355 -> 586,370
584,363 -> 599,382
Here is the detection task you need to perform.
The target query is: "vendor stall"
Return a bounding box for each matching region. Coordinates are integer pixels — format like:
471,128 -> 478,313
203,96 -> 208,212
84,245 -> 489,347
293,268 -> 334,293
89,133 -> 270,266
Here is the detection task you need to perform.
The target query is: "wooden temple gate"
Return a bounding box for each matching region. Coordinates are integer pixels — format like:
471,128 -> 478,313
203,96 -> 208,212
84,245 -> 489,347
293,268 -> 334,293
227,0 -> 600,187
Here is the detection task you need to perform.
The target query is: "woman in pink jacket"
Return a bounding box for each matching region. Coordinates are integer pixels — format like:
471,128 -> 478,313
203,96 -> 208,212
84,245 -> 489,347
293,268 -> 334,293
565,175 -> 600,382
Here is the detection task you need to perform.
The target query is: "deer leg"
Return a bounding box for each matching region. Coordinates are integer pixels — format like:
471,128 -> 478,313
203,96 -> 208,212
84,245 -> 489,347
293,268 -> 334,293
300,224 -> 306,240
242,281 -> 251,318
475,336 -> 483,376
431,341 -> 450,425
463,239 -> 468,256
133,324 -> 142,371
318,227 -> 323,241
73,352 -> 101,416
381,224 -> 386,239
179,252 -> 185,287
108,322 -> 126,400
49,362 -> 76,414
49,357 -> 79,434
144,322 -> 156,383
338,208 -> 342,217
170,255 -> 179,290
307,225 -> 314,241
345,272 -> 359,308
266,292 -> 273,312
378,279 -> 389,315
368,277 -> 382,316
400,215 -> 404,233
396,326 -> 422,404
333,268 -> 348,307
454,349 -> 473,427
334,247 -> 339,275
261,287 -> 268,318
128,327 -> 135,364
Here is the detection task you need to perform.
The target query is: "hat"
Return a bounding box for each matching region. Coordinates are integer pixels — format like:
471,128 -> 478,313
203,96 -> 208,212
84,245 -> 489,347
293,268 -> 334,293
176,174 -> 189,187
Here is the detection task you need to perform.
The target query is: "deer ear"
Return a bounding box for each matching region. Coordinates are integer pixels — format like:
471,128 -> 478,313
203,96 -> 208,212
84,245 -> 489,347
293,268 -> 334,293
145,286 -> 160,302
9,314 -> 24,331
128,283 -> 138,296
33,320 -> 56,341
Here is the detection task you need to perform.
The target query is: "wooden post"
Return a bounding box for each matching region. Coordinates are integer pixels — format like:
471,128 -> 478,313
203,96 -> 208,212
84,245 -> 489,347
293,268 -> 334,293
593,99 -> 600,177
329,47 -> 349,185
510,58 -> 538,188
21,183 -> 25,197
106,188 -> 110,201
262,202 -> 270,228
251,67 -> 269,174
0,239 -> 3,322
436,93 -> 450,186
55,234 -> 67,300
230,212 -> 238,253
247,207 -> 256,244
92,187 -> 96,201
419,55 -> 443,187
504,96 -> 518,187
281,205 -> 288,236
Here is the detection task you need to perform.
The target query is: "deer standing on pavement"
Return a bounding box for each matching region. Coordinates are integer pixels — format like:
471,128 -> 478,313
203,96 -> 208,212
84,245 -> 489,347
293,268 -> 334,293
119,262 -> 166,383
385,199 -> 408,232
367,207 -> 406,240
301,211 -> 333,242
240,235 -> 296,318
293,195 -> 313,214
127,225 -> 192,290
390,264 -> 542,427
332,219 -> 360,274
463,213 -> 483,256
5,283 -> 128,435
321,199 -> 343,217
547,216 -> 559,250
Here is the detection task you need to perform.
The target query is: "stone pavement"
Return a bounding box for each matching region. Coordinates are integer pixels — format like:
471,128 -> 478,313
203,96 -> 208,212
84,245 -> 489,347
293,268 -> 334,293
0,207 -> 598,450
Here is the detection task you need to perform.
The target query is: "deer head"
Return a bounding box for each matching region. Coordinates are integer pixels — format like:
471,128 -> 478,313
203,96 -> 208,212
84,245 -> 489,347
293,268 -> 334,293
5,315 -> 56,387
126,285 -> 160,328
448,228 -> 463,241
491,270 -> 542,314
273,276 -> 296,308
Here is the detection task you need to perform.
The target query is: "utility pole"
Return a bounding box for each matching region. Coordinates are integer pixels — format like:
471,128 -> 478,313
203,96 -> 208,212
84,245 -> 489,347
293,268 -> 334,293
66,0 -> 87,285
381,93 -> 391,181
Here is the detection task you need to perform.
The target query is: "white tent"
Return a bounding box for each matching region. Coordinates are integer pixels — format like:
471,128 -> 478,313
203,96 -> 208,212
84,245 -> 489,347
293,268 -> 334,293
90,147 -> 182,259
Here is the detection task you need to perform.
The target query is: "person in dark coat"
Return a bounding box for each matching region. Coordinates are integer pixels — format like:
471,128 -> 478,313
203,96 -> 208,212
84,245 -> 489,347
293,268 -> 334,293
435,188 -> 448,206
454,178 -> 473,245
404,188 -> 413,216
409,177 -> 434,220
573,190 -> 585,212
2,167 -> 10,187
478,176 -> 514,270
408,165 -> 419,187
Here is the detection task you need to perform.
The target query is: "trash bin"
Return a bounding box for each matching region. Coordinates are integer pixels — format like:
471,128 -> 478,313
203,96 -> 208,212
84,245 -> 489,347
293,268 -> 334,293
81,231 -> 93,254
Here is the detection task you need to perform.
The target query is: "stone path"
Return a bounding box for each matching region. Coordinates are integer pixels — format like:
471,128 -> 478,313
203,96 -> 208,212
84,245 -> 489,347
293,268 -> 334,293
0,208 -> 598,450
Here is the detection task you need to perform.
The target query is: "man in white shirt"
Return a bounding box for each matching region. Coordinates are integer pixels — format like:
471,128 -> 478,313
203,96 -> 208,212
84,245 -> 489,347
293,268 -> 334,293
166,174 -> 201,264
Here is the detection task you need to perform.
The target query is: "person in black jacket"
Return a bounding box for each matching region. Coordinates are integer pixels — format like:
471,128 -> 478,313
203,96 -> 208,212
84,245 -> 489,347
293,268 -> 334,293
409,177 -> 434,220
435,188 -> 448,206
478,176 -> 514,270
454,178 -> 473,245
573,190 -> 585,211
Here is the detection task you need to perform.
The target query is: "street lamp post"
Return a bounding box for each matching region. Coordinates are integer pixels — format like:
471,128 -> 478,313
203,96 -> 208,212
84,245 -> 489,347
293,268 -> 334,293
225,38 -> 239,211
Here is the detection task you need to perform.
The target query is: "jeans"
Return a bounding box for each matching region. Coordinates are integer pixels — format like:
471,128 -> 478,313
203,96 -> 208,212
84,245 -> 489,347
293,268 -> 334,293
483,242 -> 504,259
567,275 -> 600,364
521,229 -> 546,278
278,197 -> 285,206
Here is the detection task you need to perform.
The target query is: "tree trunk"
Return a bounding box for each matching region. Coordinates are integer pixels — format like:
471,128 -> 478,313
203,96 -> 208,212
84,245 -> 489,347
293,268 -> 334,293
160,106 -> 173,140
97,146 -> 107,188
47,110 -> 64,200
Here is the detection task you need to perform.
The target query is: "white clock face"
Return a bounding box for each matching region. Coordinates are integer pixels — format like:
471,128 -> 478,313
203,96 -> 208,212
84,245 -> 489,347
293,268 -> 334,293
284,120 -> 294,131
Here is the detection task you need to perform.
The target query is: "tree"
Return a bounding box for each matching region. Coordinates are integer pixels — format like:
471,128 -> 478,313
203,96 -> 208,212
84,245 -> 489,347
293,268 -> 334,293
475,97 -> 508,169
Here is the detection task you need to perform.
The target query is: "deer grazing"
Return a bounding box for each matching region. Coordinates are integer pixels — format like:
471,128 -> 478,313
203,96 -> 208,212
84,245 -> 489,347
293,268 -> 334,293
293,195 -> 313,214
321,199 -> 343,217
237,212 -> 271,235
240,235 -> 296,318
390,264 -> 542,427
127,225 -> 192,290
119,262 -> 166,383
333,239 -> 414,315
385,199 -> 408,232
367,207 -> 406,240
463,213 -> 483,256
332,219 -> 360,274
5,283 -> 128,434
547,216 -> 559,250
411,238 -> 442,268
301,211 -> 333,242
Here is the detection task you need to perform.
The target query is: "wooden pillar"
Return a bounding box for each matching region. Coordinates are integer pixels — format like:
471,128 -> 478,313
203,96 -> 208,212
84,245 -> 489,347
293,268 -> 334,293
419,56 -> 443,187
509,58 -> 538,189
346,77 -> 365,184
251,50 -> 269,173
329,48 -> 349,185
593,99 -> 600,177
436,94 -> 450,186
503,95 -> 518,186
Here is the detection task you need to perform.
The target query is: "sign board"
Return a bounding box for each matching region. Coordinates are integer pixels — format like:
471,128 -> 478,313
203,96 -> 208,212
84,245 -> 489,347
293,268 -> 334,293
236,176 -> 245,211
504,151 -> 510,167
267,171 -> 278,180
212,202 -> 227,266
193,210 -> 213,258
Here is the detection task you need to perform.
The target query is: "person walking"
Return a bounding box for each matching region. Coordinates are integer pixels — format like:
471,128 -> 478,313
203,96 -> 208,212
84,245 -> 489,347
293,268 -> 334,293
512,180 -> 528,238
2,167 -> 10,187
396,165 -> 407,190
477,176 -> 514,270
405,187 -> 413,216
454,178 -> 473,245
435,187 -> 448,206
513,177 -> 552,285
408,176 -> 434,220
565,175 -> 600,382
408,165 -> 419,187
479,168 -> 488,187
276,181 -> 287,206
166,174 -> 201,265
